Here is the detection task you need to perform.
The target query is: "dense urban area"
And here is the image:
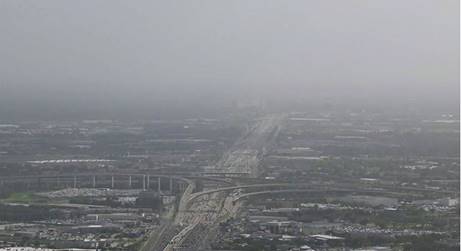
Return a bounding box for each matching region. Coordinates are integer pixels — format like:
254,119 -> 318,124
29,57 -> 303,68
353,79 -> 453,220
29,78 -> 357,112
0,107 -> 459,251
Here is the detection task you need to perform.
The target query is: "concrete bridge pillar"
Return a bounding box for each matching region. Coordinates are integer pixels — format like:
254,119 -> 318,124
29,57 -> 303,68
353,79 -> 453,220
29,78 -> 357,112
157,177 -> 161,193
111,176 -> 115,189
142,175 -> 146,190
128,175 -> 132,188
92,176 -> 96,188
147,175 -> 150,189
73,176 -> 77,188
169,177 -> 173,192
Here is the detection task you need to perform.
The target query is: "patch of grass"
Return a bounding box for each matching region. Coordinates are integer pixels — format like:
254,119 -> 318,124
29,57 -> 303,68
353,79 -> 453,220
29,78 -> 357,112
2,192 -> 48,203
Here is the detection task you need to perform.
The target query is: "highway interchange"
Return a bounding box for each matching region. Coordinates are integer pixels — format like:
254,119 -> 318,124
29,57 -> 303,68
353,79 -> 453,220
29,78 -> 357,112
1,114 -> 454,251
158,115 -> 284,250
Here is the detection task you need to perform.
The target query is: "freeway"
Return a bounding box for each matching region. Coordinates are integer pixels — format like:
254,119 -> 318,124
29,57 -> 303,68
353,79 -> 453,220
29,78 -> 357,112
159,114 -> 286,250
227,182 -> 461,205
125,115 -> 287,250
139,222 -> 181,251
217,115 -> 284,177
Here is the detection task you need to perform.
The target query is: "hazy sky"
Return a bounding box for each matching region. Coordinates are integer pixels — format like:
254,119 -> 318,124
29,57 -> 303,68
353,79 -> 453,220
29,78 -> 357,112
0,1 -> 459,119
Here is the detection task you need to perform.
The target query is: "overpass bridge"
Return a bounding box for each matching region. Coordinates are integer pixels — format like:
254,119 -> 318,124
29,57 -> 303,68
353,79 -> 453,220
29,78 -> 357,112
186,183 -> 304,204
0,170 -> 242,192
0,172 -> 194,194
231,187 -> 455,203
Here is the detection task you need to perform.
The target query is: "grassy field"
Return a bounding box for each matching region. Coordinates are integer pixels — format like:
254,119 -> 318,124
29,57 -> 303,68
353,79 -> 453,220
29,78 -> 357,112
2,192 -> 48,203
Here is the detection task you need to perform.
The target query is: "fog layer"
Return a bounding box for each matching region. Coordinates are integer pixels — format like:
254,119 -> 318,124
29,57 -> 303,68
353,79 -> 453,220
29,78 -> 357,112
0,0 -> 459,119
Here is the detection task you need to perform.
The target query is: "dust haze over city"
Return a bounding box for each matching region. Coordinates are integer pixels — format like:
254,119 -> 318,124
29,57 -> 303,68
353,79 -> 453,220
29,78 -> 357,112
0,1 -> 459,251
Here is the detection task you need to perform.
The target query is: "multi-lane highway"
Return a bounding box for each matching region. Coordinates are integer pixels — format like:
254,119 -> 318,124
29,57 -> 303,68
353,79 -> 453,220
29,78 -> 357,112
216,115 -> 284,177
158,115 -> 285,250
